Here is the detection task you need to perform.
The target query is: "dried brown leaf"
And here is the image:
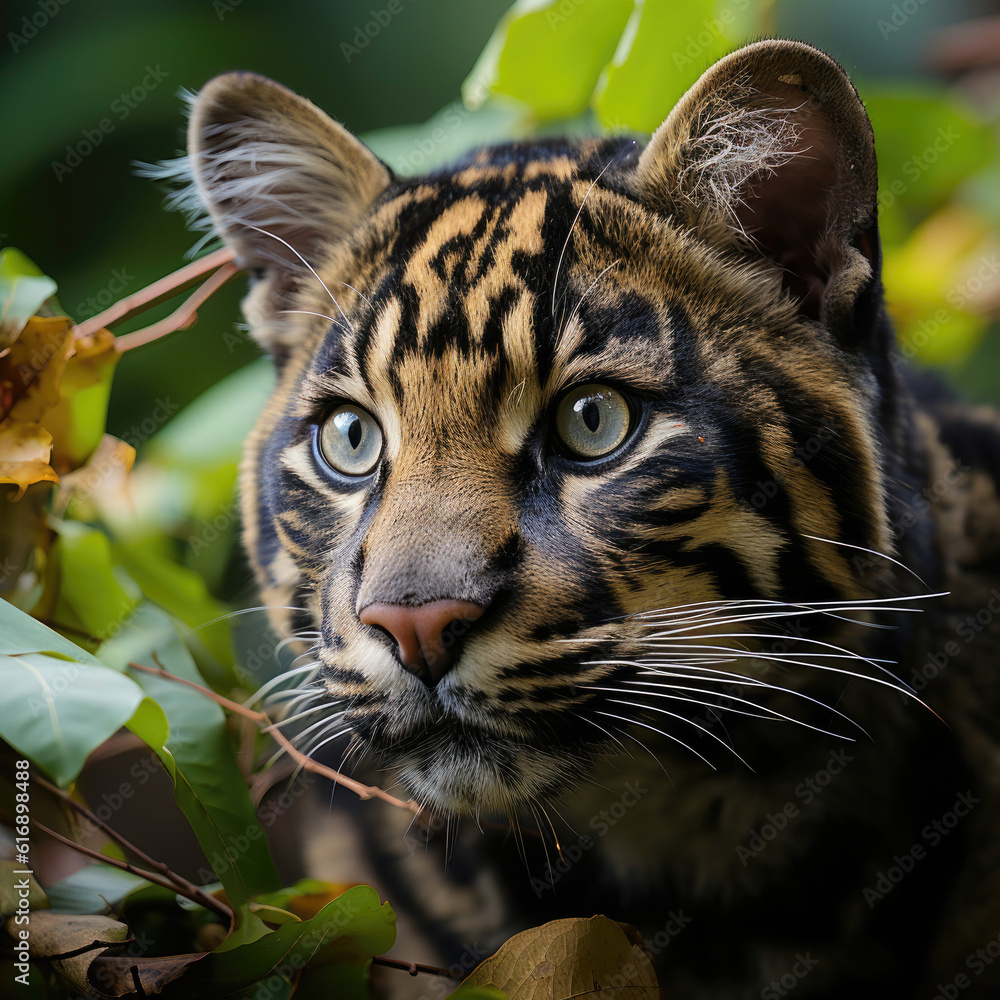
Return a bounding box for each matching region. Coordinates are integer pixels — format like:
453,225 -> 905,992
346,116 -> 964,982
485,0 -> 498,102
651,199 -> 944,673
6,910 -> 131,995
457,915 -> 660,999
0,420 -> 58,499
0,315 -> 73,423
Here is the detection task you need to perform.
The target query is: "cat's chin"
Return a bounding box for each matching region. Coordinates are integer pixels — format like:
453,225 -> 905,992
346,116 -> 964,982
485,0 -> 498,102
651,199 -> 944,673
369,722 -> 594,815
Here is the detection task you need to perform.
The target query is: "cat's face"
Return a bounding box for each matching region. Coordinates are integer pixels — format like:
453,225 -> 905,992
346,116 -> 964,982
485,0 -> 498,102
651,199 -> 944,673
185,41 -> 893,815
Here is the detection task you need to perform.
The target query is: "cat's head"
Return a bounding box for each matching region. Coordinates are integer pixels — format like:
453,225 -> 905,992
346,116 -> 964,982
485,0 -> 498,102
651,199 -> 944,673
182,40 -> 897,815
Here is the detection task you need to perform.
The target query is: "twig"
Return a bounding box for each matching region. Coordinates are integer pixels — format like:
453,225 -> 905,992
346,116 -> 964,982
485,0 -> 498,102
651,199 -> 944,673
33,773 -> 233,925
114,261 -> 240,352
127,661 -> 421,815
46,937 -> 136,961
370,955 -> 459,979
72,248 -> 237,340
31,820 -> 233,923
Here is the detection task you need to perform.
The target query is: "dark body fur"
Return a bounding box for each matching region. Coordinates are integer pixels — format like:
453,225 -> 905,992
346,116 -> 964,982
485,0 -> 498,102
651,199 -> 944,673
179,41 -> 1000,997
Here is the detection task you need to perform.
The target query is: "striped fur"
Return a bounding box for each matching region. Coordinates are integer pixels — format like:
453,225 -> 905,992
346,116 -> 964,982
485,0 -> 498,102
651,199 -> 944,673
179,40 -> 1000,997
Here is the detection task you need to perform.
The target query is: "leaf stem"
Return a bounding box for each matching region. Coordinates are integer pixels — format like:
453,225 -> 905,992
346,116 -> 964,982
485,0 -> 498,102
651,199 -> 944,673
127,661 -> 421,814
370,955 -> 459,979
72,247 -> 237,340
31,819 -> 232,923
114,260 -> 241,352
33,772 -> 233,924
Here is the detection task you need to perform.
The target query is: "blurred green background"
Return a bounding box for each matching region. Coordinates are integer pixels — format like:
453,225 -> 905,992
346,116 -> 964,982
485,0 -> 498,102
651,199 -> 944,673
4,0 -> 999,430
3,0 -> 1000,620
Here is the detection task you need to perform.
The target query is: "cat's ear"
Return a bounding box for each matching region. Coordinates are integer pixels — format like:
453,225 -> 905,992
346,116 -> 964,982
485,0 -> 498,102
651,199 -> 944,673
180,73 -> 391,357
187,72 -> 390,269
633,40 -> 879,335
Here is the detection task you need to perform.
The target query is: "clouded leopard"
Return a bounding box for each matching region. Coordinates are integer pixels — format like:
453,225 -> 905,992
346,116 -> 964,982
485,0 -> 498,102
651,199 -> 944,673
174,39 -> 1000,997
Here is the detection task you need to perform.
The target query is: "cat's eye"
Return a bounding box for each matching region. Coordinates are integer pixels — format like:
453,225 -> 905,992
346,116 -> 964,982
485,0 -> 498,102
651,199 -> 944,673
317,403 -> 383,477
555,384 -> 632,460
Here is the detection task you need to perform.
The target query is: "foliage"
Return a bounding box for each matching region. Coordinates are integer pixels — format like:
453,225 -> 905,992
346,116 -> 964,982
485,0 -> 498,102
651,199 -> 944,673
2,0 -> 998,997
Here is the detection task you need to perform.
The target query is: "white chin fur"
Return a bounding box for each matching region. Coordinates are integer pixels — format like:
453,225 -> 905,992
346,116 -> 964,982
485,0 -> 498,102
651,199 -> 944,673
395,741 -> 576,816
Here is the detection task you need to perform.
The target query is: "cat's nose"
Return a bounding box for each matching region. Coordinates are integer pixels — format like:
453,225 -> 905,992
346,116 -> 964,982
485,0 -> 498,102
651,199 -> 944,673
359,600 -> 485,686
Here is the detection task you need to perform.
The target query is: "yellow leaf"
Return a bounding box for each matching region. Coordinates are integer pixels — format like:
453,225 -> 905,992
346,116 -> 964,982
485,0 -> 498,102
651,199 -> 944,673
883,205 -> 1000,366
456,915 -> 660,999
0,315 -> 73,423
46,326 -> 121,470
0,420 -> 58,500
57,433 -> 135,517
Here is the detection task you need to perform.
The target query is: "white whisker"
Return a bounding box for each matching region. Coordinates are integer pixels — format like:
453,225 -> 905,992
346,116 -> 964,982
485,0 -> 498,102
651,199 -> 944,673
550,153 -> 621,319
596,710 -> 717,770
245,224 -> 352,329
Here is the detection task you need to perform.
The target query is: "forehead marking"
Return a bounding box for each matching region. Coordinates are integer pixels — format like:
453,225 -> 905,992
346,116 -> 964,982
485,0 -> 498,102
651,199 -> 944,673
402,195 -> 486,340
463,188 -> 547,346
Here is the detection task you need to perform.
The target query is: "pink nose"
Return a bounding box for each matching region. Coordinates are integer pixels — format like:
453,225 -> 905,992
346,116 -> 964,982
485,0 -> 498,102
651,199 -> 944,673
359,600 -> 485,686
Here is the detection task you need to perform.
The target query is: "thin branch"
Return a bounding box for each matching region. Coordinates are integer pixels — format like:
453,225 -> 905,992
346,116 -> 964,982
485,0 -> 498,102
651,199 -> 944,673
370,955 -> 459,979
33,773 -> 232,925
46,937 -> 136,961
114,260 -> 241,352
31,820 -> 232,923
72,247 -> 237,340
127,661 -> 421,815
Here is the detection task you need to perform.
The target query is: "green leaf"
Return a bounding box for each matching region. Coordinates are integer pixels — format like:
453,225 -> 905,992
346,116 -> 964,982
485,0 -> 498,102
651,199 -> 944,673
147,359 -> 274,469
45,327 -> 121,469
448,986 -> 507,1000
595,0 -> 743,132
0,247 -> 58,346
465,0 -> 634,120
865,85 -> 995,246
0,602 -> 166,785
866,86 -> 994,209
111,534 -> 233,674
365,99 -> 530,176
162,885 -> 396,998
43,865 -> 149,915
53,521 -> 140,644
0,862 -> 48,917
102,604 -> 280,906
0,598 -> 104,664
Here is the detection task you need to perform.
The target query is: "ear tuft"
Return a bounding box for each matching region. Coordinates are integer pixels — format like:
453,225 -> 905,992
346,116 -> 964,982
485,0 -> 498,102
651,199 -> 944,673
635,40 -> 879,330
186,72 -> 391,271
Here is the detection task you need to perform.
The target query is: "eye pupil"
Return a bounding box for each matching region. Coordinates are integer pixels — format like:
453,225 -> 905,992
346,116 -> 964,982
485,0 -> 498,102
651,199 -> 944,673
555,383 -> 632,460
318,403 -> 383,477
347,417 -> 362,450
